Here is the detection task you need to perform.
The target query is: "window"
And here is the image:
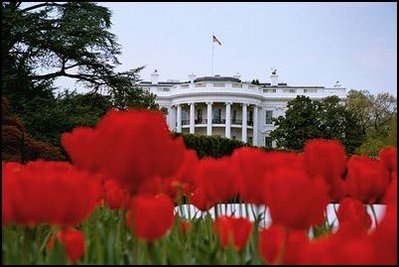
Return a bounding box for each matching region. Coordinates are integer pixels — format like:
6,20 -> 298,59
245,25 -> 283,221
232,135 -> 237,140
197,109 -> 203,123
232,110 -> 237,123
265,137 -> 272,148
265,110 -> 273,124
248,110 -> 253,122
248,110 -> 253,126
232,83 -> 242,88
213,82 -> 225,87
263,89 -> 276,93
213,108 -> 222,123
248,136 -> 253,144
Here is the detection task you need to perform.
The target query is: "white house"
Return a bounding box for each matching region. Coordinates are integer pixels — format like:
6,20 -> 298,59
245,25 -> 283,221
138,70 -> 346,148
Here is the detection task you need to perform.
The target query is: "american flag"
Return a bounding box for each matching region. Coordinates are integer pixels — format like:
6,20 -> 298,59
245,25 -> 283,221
213,35 -> 222,46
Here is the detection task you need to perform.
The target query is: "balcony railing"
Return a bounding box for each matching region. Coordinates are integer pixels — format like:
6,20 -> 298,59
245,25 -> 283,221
231,119 -> 242,124
212,118 -> 226,124
195,119 -> 207,124
180,119 -> 254,126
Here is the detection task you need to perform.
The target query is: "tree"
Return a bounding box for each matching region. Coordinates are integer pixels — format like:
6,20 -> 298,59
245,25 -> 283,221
347,90 -> 397,135
316,96 -> 364,154
347,90 -> 397,156
2,2 -> 159,158
270,95 -> 364,154
2,97 -> 65,162
20,91 -> 113,147
270,96 -> 320,151
2,2 -> 157,113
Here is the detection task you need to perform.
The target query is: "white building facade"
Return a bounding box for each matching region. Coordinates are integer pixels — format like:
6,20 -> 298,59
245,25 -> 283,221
138,70 -> 346,148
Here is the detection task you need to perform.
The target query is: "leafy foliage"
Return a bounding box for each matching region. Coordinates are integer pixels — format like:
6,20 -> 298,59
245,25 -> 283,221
270,95 -> 364,154
347,90 -> 397,157
173,133 -> 250,158
2,97 -> 65,162
2,2 -> 159,159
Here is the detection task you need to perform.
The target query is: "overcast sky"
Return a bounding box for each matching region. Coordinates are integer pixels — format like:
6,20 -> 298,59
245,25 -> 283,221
56,2 -> 397,96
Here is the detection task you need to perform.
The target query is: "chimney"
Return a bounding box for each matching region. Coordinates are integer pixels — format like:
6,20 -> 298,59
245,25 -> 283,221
270,68 -> 278,86
233,72 -> 241,80
188,73 -> 196,83
151,69 -> 159,84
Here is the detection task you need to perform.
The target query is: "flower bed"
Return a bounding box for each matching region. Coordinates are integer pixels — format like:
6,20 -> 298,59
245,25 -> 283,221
2,109 -> 397,264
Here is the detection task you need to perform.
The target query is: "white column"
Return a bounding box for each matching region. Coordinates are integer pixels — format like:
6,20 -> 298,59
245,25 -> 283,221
207,102 -> 213,136
189,103 -> 195,134
225,102 -> 232,138
253,105 -> 259,146
166,107 -> 172,131
242,103 -> 248,143
176,104 -> 182,133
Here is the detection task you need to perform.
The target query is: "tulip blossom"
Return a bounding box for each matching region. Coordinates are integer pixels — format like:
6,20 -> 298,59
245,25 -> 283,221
303,139 -> 347,201
62,109 -> 186,194
346,155 -> 390,204
58,229 -> 85,264
214,216 -> 253,251
231,147 -> 267,204
258,224 -> 308,264
379,147 -> 397,174
126,194 -> 175,242
195,157 -> 237,204
2,161 -> 100,226
337,197 -> 371,234
263,168 -> 329,230
190,187 -> 216,212
103,179 -> 131,210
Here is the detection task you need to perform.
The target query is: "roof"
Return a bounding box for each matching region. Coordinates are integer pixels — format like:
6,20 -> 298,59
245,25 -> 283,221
194,76 -> 241,83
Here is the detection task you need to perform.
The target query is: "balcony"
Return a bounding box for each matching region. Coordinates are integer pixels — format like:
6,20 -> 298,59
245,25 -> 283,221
195,118 -> 207,124
212,118 -> 226,124
180,119 -> 254,126
231,119 -> 242,125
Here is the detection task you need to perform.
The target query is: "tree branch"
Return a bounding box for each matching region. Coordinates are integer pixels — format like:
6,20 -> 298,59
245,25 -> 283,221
19,2 -> 65,13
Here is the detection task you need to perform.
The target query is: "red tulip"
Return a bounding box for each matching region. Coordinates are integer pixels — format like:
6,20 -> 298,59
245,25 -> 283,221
58,229 -> 85,264
214,216 -> 253,251
174,149 -> 199,193
62,109 -> 186,194
190,187 -> 216,212
304,139 -> 347,181
346,155 -> 390,204
126,194 -> 175,242
195,157 -> 237,204
2,161 -> 100,226
370,204 -> 397,264
103,179 -> 131,210
304,139 -> 347,202
379,147 -> 397,174
264,151 -> 304,171
263,168 -> 329,230
258,225 -> 308,264
383,174 -> 397,205
231,147 -> 267,204
337,197 -> 371,234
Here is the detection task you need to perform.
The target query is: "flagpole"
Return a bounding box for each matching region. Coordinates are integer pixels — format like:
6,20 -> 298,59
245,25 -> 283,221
211,33 -> 214,76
